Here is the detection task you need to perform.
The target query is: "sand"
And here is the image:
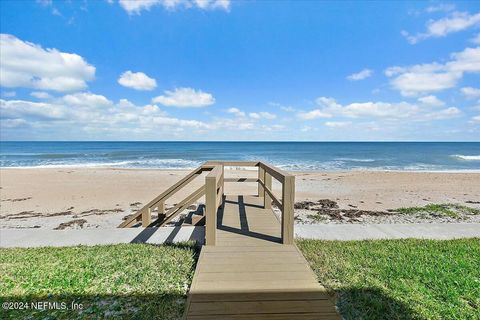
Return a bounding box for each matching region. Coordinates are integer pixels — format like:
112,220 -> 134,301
1,168 -> 479,229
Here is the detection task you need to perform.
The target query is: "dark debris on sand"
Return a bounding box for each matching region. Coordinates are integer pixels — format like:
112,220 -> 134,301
54,219 -> 88,230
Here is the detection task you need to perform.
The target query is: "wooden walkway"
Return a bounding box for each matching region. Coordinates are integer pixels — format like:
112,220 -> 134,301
184,195 -> 338,319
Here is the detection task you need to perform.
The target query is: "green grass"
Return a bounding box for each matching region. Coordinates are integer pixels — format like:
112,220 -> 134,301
298,238 -> 480,320
394,203 -> 480,218
0,243 -> 198,320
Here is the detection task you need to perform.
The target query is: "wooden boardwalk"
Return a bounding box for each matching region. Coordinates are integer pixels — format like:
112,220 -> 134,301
184,195 -> 339,319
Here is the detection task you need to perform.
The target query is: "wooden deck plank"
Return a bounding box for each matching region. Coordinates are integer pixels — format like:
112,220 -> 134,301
184,195 -> 338,319
188,300 -> 336,315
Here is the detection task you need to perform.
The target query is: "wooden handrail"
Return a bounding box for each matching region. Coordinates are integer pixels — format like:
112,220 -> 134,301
159,185 -> 206,227
258,162 -> 293,184
205,160 -> 259,167
119,164 -> 211,228
119,160 -> 294,245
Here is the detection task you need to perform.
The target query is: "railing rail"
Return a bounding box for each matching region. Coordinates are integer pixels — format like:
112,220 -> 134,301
119,164 -> 213,228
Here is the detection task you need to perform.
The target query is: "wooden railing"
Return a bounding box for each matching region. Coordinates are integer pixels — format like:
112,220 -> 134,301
118,164 -> 214,228
204,161 -> 295,245
119,160 -> 295,246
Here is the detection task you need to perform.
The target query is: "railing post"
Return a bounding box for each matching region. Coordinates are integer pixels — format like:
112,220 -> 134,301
142,207 -> 152,227
205,174 -> 217,246
264,172 -> 272,209
281,175 -> 295,244
157,201 -> 165,221
258,166 -> 265,198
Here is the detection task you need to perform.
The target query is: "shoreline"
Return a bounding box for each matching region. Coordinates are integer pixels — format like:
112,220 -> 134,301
2,166 -> 480,174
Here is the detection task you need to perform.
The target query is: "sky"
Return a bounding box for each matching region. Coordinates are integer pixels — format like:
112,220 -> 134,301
0,0 -> 479,141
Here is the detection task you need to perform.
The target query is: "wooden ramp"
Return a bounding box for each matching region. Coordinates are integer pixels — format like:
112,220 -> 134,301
184,195 -> 339,319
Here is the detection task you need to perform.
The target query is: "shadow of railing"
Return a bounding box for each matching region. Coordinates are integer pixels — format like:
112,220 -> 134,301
216,195 -> 281,243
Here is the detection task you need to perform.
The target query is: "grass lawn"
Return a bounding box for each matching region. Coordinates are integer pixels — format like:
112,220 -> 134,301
298,238 -> 480,320
0,243 -> 198,320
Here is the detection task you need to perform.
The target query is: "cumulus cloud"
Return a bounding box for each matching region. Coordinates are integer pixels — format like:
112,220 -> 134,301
152,87 -> 215,107
423,107 -> 461,120
346,69 -> 373,81
0,92 -> 215,139
118,0 -> 230,14
249,112 -> 276,120
385,46 -> 480,96
402,11 -> 480,44
417,95 -> 445,107
226,107 -> 245,117
118,71 -> 157,91
297,109 -> 332,120
461,87 -> 480,99
1,99 -> 67,120
297,96 -> 461,122
0,34 -> 95,92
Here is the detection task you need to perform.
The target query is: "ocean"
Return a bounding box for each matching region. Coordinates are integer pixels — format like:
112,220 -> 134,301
1,141 -> 479,171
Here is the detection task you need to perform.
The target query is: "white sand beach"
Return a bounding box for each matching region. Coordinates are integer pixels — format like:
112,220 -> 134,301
1,168 -> 479,229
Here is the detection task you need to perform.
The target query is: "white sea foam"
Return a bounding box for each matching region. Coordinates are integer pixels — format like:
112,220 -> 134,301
334,157 -> 376,162
451,154 -> 480,161
4,158 -> 202,169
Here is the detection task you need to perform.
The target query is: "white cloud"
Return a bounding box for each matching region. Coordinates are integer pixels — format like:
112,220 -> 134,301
417,95 -> 445,107
470,115 -> 480,123
0,91 -> 215,139
385,46 -> 480,96
61,92 -> 113,108
297,109 -> 332,120
249,112 -> 276,120
152,87 -> 215,107
226,107 -> 245,117
423,107 -> 461,120
30,91 -> 52,99
461,87 -> 480,100
325,121 -> 351,128
346,69 -> 373,81
0,34 -> 95,92
299,96 -> 460,122
340,101 -> 419,118
118,0 -> 230,14
118,71 -> 157,91
226,108 -> 276,120
402,11 -> 480,44
1,99 -> 67,120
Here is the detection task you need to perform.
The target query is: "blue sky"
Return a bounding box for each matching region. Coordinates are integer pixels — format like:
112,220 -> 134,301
0,0 -> 479,141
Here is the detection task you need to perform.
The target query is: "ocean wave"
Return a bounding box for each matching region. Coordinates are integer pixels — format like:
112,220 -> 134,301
451,154 -> 480,161
3,158 -> 202,169
334,157 -> 376,162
